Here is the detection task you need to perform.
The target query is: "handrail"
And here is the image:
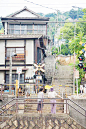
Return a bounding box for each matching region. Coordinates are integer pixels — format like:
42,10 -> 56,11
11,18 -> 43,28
0,103 -> 16,115
0,98 -> 15,110
1,97 -> 86,112
15,97 -> 62,100
68,103 -> 86,117
68,98 -> 86,111
0,97 -> 86,125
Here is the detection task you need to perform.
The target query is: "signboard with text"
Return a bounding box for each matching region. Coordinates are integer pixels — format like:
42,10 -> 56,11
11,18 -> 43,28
16,67 -> 22,74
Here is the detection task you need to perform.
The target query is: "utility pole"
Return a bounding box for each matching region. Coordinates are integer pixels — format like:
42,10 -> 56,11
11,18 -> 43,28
9,49 -> 12,95
73,22 -> 76,94
57,10 -> 59,53
9,50 -> 17,95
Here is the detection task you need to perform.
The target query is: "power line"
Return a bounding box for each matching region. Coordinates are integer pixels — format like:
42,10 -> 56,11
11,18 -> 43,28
48,21 -> 86,23
0,2 -> 86,5
24,0 -> 57,11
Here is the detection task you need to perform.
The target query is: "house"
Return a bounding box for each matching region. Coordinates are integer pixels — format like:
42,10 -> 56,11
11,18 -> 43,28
0,7 -> 50,85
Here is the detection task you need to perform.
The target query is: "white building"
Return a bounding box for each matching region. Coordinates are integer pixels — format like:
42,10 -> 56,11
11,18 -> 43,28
0,7 -> 50,85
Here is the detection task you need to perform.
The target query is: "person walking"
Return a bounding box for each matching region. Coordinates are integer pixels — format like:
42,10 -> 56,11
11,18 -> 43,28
37,87 -> 44,113
48,87 -> 57,114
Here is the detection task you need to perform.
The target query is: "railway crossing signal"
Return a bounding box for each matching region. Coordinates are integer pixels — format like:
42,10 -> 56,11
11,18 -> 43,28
34,63 -> 45,73
78,56 -> 84,61
78,63 -> 83,69
83,67 -> 86,71
78,56 -> 84,69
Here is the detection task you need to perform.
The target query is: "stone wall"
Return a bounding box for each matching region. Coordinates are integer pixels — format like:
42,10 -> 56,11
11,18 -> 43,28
0,113 -> 85,129
44,55 -> 55,84
56,55 -> 76,65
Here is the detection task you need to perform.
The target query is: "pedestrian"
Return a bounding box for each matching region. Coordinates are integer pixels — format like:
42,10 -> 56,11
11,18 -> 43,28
37,87 -> 44,113
48,87 -> 57,114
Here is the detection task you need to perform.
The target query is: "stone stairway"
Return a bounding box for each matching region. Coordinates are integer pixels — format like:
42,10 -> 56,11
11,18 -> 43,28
52,65 -> 73,86
24,94 -> 64,114
52,65 -> 73,96
44,55 -> 73,96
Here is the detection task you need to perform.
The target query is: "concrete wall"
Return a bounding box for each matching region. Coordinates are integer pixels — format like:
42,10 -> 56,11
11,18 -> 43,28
26,66 -> 35,78
0,40 -> 5,64
68,97 -> 86,128
26,40 -> 34,64
0,71 -> 4,84
6,40 -> 24,47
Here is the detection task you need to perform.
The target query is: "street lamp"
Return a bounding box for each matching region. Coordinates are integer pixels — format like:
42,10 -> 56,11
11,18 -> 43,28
9,49 -> 17,95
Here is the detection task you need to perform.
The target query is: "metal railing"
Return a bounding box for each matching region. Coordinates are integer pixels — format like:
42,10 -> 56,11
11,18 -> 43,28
0,97 -> 86,125
0,83 -> 73,99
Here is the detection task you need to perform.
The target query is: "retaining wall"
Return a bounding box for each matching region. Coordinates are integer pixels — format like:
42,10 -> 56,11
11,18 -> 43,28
0,113 -> 85,129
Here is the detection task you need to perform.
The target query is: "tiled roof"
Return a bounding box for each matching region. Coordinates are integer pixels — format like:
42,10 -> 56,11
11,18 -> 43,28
6,7 -> 49,21
0,34 -> 44,39
1,17 -> 49,21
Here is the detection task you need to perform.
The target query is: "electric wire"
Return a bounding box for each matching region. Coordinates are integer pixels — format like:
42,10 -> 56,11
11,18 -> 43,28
24,0 -> 58,11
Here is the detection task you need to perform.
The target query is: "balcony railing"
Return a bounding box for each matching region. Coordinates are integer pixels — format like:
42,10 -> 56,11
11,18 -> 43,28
6,54 -> 25,61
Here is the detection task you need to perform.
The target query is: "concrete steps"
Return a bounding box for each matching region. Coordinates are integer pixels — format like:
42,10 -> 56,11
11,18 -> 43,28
24,95 -> 64,113
52,65 -> 73,95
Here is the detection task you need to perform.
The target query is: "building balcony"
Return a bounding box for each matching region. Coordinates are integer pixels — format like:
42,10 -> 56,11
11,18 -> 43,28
6,54 -> 25,61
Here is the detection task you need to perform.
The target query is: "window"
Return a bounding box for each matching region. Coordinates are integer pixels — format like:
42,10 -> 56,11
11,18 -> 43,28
16,48 -> 24,54
6,74 -> 25,84
27,25 -> 33,29
6,48 -> 24,60
8,24 -> 33,34
21,25 -> 27,30
6,48 -> 24,57
6,48 -> 15,57
37,48 -> 41,63
21,25 -> 27,34
8,24 -> 20,34
34,25 -> 46,34
14,25 -> 20,34
8,24 -> 46,34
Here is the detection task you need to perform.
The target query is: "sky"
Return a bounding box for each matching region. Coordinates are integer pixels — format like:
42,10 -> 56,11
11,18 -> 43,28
0,0 -> 86,17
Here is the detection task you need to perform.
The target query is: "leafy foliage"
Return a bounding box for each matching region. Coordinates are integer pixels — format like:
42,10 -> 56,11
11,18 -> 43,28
60,44 -> 71,55
51,46 -> 58,55
69,9 -> 77,19
45,13 -> 57,18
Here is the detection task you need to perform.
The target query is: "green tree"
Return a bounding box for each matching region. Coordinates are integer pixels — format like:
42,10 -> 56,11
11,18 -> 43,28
61,44 -> 69,55
37,13 -> 44,17
45,13 -> 57,18
59,22 -> 74,40
59,8 -> 86,42
51,46 -> 58,55
47,17 -> 56,40
69,9 -> 77,19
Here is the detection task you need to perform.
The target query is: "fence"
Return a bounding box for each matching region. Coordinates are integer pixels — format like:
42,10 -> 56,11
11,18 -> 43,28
0,83 -> 73,100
